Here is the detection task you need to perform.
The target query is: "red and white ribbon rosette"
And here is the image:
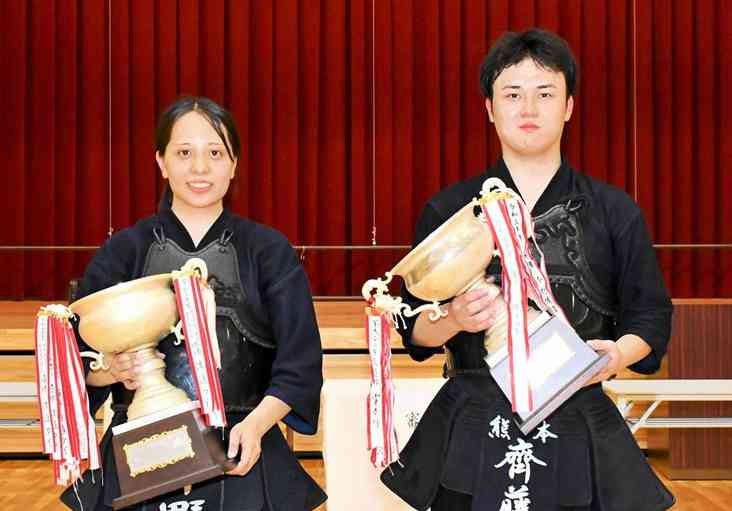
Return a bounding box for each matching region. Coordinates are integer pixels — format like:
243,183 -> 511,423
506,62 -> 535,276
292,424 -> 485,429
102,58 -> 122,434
34,305 -> 101,486
172,260 -> 226,428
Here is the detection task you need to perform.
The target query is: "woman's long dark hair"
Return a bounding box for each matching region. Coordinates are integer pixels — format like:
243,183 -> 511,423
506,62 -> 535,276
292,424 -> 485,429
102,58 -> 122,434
155,96 -> 241,212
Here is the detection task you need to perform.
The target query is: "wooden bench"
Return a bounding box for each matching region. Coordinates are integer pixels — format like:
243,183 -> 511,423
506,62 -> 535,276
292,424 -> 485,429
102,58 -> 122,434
603,379 -> 732,433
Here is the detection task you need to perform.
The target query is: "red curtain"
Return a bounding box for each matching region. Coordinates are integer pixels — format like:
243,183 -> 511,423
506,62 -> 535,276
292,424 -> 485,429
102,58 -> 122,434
636,0 -> 732,298
1,0 -> 730,299
1,0 -> 108,300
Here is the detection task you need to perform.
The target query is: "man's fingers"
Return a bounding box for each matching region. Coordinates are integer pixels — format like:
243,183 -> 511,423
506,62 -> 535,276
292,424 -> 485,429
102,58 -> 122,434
473,319 -> 495,332
468,310 -> 493,328
465,294 -> 499,315
587,339 -> 614,351
585,370 -> 610,386
115,358 -> 134,371
583,376 -> 600,387
462,288 -> 491,303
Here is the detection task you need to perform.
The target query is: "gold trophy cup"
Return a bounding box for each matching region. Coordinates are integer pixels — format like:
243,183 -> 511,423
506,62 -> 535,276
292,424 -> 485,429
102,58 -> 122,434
362,178 -> 608,434
362,178 -> 540,358
72,274 -> 188,419
71,260 -> 232,509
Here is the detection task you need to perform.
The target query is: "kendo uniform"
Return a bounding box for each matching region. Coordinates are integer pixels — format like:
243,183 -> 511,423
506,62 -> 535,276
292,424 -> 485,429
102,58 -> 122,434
60,208 -> 326,511
381,159 -> 675,511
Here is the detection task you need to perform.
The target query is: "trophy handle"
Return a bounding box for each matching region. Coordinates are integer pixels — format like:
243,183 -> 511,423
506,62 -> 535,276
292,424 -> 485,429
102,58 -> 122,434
361,272 -> 395,302
79,350 -> 110,371
479,177 -> 521,202
361,272 -> 447,323
171,321 -> 185,346
180,257 -> 209,280
477,177 -> 534,237
407,302 -> 447,322
480,177 -> 510,197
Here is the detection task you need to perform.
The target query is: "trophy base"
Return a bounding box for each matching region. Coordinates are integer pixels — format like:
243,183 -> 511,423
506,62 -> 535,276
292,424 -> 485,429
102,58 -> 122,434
513,352 -> 609,435
488,315 -> 610,435
111,401 -> 234,510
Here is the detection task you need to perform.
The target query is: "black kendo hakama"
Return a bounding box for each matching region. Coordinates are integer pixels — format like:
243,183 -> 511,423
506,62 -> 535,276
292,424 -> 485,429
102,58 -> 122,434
381,160 -> 675,511
61,209 -> 326,511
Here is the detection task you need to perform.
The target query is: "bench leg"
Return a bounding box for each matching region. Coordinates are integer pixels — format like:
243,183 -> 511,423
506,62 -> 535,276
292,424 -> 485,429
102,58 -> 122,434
630,400 -> 662,434
617,398 -> 635,418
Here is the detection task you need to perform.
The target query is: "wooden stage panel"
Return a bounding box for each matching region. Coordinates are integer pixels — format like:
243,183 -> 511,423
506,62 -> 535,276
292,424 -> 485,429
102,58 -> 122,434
0,400 -> 104,421
0,329 -> 33,351
0,402 -> 41,420
667,300 -> 732,479
0,426 -> 105,453
0,356 -> 35,382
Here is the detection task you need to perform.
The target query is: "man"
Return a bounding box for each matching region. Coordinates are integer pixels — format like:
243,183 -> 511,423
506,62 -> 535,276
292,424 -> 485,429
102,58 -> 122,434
381,29 -> 675,511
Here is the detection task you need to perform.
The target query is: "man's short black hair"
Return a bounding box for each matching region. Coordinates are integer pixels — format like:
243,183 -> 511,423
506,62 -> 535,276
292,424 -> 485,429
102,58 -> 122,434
479,28 -> 578,100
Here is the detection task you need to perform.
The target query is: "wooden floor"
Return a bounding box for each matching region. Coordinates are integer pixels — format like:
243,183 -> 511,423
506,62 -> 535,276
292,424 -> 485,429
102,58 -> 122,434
0,457 -> 731,510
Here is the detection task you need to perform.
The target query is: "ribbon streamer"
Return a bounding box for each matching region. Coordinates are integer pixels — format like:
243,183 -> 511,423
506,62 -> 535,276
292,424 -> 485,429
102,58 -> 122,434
481,194 -> 567,413
172,272 -> 226,428
365,307 -> 398,468
34,306 -> 101,486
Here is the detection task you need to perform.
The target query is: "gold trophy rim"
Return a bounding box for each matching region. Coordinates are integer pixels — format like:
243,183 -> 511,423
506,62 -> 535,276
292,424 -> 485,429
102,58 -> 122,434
68,273 -> 174,316
391,201 -> 495,302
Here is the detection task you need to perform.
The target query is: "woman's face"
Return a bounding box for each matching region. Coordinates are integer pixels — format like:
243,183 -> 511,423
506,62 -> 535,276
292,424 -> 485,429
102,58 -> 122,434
156,111 -> 237,214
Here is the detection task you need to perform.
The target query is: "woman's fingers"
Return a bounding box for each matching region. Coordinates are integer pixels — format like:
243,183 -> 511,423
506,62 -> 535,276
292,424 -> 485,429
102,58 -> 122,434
122,379 -> 140,390
226,437 -> 261,476
111,352 -> 150,385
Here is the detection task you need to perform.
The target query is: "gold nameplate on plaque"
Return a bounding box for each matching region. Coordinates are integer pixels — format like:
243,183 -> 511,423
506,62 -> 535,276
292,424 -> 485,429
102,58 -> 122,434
122,425 -> 196,478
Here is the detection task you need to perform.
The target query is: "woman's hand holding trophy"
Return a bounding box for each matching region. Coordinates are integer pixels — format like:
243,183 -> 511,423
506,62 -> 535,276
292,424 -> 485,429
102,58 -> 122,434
87,350 -> 166,391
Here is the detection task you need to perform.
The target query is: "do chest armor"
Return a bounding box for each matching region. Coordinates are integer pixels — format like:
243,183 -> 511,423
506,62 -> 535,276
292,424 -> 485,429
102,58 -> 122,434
487,197 -> 616,341
141,225 -> 275,413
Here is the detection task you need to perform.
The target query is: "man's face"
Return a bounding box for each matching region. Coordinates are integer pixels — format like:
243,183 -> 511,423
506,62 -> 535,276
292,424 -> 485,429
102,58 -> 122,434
485,58 -> 573,158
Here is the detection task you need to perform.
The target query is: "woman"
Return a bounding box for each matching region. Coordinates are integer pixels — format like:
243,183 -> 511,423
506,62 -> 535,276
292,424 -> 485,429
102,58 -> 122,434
380,29 -> 675,511
61,97 -> 326,511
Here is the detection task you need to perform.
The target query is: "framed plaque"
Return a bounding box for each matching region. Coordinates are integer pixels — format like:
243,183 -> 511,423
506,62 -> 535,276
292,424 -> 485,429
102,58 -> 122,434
111,401 -> 234,509
488,314 -> 609,434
